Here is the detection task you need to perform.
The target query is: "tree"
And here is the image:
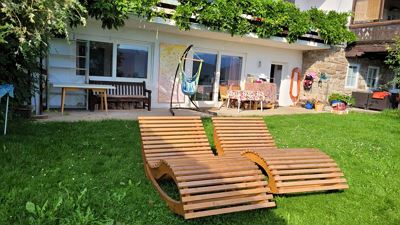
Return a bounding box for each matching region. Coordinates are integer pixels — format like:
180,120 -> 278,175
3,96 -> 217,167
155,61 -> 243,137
385,37 -> 400,108
0,0 -> 86,105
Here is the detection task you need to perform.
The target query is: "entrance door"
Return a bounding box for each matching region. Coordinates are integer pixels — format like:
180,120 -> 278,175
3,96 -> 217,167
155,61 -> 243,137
192,52 -> 217,101
270,64 -> 283,98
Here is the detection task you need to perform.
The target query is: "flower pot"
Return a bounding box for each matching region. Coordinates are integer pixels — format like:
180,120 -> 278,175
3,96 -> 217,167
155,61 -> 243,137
305,102 -> 313,109
314,103 -> 324,111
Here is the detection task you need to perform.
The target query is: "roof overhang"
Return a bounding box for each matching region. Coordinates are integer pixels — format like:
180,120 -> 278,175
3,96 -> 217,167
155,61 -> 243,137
123,17 -> 330,51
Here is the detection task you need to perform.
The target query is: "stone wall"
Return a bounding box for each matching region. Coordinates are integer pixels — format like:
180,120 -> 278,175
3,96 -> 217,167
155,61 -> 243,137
302,47 -> 394,103
302,47 -> 349,103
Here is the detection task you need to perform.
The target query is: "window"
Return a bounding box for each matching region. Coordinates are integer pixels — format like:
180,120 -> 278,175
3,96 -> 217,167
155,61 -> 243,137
345,64 -> 360,88
353,0 -> 383,22
366,66 -> 379,89
76,40 -> 150,79
117,44 -> 148,78
219,55 -> 243,86
192,52 -> 217,101
89,41 -> 113,77
76,41 -> 87,76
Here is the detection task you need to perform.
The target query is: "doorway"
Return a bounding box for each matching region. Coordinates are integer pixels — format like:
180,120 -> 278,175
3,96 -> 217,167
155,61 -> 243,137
270,64 -> 283,98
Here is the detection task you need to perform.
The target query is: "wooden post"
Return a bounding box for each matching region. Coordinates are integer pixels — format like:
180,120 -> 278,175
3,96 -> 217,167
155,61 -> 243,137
61,87 -> 66,116
4,95 -> 9,135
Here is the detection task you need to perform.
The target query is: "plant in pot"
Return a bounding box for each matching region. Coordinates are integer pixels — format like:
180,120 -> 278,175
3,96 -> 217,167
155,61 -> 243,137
313,99 -> 325,111
328,93 -> 354,110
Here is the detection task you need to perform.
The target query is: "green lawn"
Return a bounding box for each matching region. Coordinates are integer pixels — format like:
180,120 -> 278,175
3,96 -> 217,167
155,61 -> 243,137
1,112 -> 399,225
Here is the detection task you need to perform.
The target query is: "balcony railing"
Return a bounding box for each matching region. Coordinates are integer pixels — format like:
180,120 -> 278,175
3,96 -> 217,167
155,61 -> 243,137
350,20 -> 400,43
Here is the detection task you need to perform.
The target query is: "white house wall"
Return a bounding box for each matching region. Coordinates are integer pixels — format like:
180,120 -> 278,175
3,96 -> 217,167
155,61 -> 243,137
295,0 -> 354,13
48,20 -> 304,108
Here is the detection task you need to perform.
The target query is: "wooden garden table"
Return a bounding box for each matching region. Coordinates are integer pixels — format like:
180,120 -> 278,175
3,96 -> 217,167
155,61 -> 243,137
52,83 -> 115,115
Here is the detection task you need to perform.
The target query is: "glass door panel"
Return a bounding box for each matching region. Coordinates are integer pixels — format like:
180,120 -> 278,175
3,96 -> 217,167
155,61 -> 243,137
219,55 -> 243,87
192,52 -> 217,101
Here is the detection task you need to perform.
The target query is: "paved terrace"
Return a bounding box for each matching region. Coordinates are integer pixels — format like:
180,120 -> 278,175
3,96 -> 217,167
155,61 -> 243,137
35,107 -> 377,122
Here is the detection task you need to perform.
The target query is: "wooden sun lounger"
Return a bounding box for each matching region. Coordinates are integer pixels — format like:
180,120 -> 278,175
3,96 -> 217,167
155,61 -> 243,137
212,117 -> 349,194
138,116 -> 275,219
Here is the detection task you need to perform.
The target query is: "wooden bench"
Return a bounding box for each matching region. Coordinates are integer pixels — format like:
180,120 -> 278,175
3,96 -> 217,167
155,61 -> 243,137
89,81 -> 151,111
212,117 -> 349,194
139,116 -> 275,219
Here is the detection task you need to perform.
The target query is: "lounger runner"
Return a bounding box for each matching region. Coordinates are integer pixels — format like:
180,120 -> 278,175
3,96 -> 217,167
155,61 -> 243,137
212,117 -> 349,194
138,116 -> 275,219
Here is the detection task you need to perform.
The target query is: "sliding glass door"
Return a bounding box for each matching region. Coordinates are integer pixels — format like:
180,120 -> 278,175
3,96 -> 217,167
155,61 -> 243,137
219,55 -> 243,86
190,51 -> 244,106
192,52 -> 217,101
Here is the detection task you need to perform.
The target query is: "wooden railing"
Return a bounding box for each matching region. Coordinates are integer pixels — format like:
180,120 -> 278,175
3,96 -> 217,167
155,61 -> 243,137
350,20 -> 400,43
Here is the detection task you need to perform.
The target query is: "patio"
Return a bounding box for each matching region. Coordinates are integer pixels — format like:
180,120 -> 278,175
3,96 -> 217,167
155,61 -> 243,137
36,106 -> 378,122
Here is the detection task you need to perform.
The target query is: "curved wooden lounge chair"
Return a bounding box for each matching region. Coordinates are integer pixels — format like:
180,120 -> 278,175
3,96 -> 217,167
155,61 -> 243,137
138,116 -> 275,219
212,117 -> 349,194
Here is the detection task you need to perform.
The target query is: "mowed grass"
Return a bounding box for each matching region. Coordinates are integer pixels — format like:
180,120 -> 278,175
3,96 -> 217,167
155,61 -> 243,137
0,112 -> 399,225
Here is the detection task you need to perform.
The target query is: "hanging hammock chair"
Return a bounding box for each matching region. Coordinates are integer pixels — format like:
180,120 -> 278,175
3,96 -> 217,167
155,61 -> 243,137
170,45 -> 211,116
178,58 -> 203,96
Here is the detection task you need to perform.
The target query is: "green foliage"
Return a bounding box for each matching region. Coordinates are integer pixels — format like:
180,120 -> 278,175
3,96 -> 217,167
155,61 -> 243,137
83,0 -> 160,30
328,92 -> 355,105
172,0 -> 356,45
83,0 -> 355,45
385,36 -> 400,87
0,0 -> 87,105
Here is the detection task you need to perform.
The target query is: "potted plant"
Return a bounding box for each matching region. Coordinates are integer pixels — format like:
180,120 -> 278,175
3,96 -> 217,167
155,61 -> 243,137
313,99 -> 325,111
328,93 -> 354,111
328,93 -> 354,106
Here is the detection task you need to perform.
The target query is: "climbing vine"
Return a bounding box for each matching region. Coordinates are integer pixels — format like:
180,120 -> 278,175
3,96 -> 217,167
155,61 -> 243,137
82,0 -> 356,45
171,0 -> 356,45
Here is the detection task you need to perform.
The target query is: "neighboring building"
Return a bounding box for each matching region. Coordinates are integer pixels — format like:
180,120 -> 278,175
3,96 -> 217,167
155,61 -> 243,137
346,0 -> 399,91
46,1 -> 329,109
300,0 -> 399,103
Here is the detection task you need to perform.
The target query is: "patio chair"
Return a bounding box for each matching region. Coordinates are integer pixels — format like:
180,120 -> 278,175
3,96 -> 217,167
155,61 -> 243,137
212,117 -> 348,194
138,116 -> 275,219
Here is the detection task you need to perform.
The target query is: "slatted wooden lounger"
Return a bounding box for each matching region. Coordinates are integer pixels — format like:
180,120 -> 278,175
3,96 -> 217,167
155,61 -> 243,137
138,116 -> 275,219
212,117 -> 349,194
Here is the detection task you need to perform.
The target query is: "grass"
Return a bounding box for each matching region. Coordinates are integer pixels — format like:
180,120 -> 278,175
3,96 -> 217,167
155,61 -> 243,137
0,112 -> 399,225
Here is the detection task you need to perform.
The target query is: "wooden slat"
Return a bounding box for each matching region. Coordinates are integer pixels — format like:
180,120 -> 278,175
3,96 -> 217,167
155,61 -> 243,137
269,162 -> 338,170
143,138 -> 209,145
270,167 -> 342,175
275,172 -> 344,181
179,175 -> 265,188
140,123 -> 203,128
183,194 -> 267,211
266,158 -> 335,165
276,178 -> 347,187
182,188 -> 269,202
176,170 -> 260,182
174,165 -> 258,176
184,202 -> 275,219
141,135 -> 207,140
141,131 -> 205,136
278,184 -> 349,194
180,181 -> 268,195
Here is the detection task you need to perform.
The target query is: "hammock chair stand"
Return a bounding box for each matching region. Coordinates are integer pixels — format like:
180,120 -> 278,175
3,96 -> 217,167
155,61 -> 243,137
169,45 -> 215,116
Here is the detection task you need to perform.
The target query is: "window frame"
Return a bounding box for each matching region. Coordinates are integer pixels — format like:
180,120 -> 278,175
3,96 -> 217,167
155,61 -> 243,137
366,66 -> 380,89
116,43 -> 150,79
75,38 -> 152,82
345,63 -> 360,89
